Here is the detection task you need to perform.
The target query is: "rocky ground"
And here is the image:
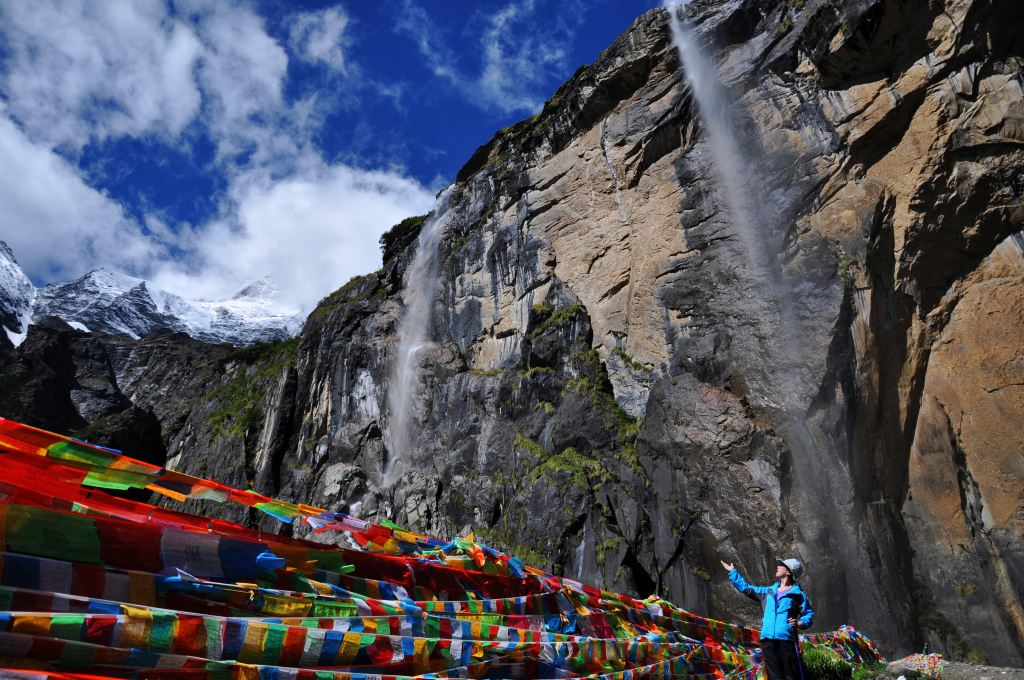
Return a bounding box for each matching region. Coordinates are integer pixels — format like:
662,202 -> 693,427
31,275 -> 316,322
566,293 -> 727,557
868,662 -> 1024,680
938,664 -> 1024,680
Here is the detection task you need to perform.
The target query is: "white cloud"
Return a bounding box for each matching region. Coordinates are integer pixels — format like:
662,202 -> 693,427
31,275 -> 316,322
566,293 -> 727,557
0,0 -> 203,149
395,0 -> 462,84
184,1 -> 293,163
151,161 -> 435,310
0,0 -> 437,316
0,105 -> 435,310
0,112 -> 162,283
478,0 -> 569,114
0,0 -> 299,166
396,0 -> 573,115
289,6 -> 351,74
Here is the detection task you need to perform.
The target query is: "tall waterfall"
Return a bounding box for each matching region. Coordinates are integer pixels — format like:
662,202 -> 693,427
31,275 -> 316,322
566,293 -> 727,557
664,1 -> 882,631
664,2 -> 776,289
384,187 -> 455,487
664,0 -> 808,406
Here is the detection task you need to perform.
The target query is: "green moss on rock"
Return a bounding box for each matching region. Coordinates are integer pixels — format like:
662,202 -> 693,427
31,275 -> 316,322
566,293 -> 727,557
380,214 -> 428,263
530,303 -> 584,338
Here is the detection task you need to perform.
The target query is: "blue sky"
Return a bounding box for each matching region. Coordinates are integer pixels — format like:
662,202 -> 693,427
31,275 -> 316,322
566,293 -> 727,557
0,0 -> 658,312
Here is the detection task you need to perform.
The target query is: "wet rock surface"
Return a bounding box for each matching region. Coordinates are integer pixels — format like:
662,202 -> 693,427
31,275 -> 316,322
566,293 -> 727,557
1,0 -> 1022,665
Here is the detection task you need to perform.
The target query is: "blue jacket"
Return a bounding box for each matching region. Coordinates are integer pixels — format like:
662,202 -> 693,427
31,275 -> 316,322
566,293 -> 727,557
728,569 -> 814,641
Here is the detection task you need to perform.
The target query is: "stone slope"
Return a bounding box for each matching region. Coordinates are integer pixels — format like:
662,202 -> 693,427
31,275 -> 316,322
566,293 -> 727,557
0,0 -> 1021,664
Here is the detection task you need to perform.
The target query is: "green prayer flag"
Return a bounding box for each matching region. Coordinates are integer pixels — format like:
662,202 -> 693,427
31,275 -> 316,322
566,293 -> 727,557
83,468 -> 152,490
50,614 -> 85,641
5,505 -> 102,564
150,610 -> 176,653
48,441 -> 114,467
264,624 -> 287,663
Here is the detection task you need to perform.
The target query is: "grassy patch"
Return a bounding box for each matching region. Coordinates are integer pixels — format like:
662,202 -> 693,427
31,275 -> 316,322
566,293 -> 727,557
380,214 -> 428,262
446,234 -> 475,267
827,240 -> 856,288
915,582 -> 988,663
468,368 -> 503,376
530,303 -> 584,338
595,535 -> 623,568
564,347 -> 648,483
515,433 -> 610,490
690,564 -> 712,582
954,582 -> 977,596
311,274 -> 381,323
477,523 -> 551,570
571,347 -> 602,366
207,336 -> 297,442
485,150 -> 514,172
850,663 -> 888,680
207,371 -> 263,441
530,446 -> 611,489
218,336 -> 299,368
513,433 -> 548,459
801,645 -> 852,680
564,374 -> 634,432
613,347 -> 652,374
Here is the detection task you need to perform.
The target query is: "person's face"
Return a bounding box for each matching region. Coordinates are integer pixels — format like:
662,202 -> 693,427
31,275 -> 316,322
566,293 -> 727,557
775,563 -> 790,580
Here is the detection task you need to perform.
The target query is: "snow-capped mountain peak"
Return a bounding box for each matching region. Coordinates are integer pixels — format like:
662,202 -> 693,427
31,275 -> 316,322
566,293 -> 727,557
0,241 -> 35,347
232,277 -> 278,301
0,244 -> 303,347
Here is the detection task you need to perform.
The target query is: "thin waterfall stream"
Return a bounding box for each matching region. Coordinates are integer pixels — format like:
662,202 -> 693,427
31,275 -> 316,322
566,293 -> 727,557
664,2 -> 775,289
664,0 -> 806,404
664,0 -> 877,626
384,187 -> 455,488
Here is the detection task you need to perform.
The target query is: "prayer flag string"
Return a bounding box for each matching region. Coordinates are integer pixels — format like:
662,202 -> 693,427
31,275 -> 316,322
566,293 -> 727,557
0,417 -> 884,678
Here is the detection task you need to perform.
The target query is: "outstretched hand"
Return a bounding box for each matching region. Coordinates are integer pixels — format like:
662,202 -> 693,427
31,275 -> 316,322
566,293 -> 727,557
720,560 -> 735,572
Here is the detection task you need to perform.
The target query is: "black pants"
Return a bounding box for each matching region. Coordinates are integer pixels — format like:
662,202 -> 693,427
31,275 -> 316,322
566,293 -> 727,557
761,639 -> 805,680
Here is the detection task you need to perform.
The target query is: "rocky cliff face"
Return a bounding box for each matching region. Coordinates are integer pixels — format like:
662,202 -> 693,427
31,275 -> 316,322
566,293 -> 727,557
0,241 -> 34,349
1,0 -> 1021,664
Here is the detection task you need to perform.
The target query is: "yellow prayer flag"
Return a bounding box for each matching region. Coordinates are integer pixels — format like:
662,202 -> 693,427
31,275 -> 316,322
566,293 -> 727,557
120,605 -> 154,649
240,621 -> 268,663
235,663 -> 261,680
146,483 -> 187,502
340,632 -> 362,663
413,637 -> 431,672
11,615 -> 51,637
263,594 -> 311,617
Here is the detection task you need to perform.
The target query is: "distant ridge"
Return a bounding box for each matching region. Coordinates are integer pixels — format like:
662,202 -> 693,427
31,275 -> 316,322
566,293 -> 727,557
0,244 -> 302,347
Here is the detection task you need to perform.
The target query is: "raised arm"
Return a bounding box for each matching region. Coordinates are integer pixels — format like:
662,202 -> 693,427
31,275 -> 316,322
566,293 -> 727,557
721,561 -> 771,601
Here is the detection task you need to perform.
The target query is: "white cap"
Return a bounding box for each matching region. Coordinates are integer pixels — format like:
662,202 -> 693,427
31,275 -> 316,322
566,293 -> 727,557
777,558 -> 803,580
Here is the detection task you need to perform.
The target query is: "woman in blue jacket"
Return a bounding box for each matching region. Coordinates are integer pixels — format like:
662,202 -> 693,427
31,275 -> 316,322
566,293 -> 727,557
721,558 -> 813,680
